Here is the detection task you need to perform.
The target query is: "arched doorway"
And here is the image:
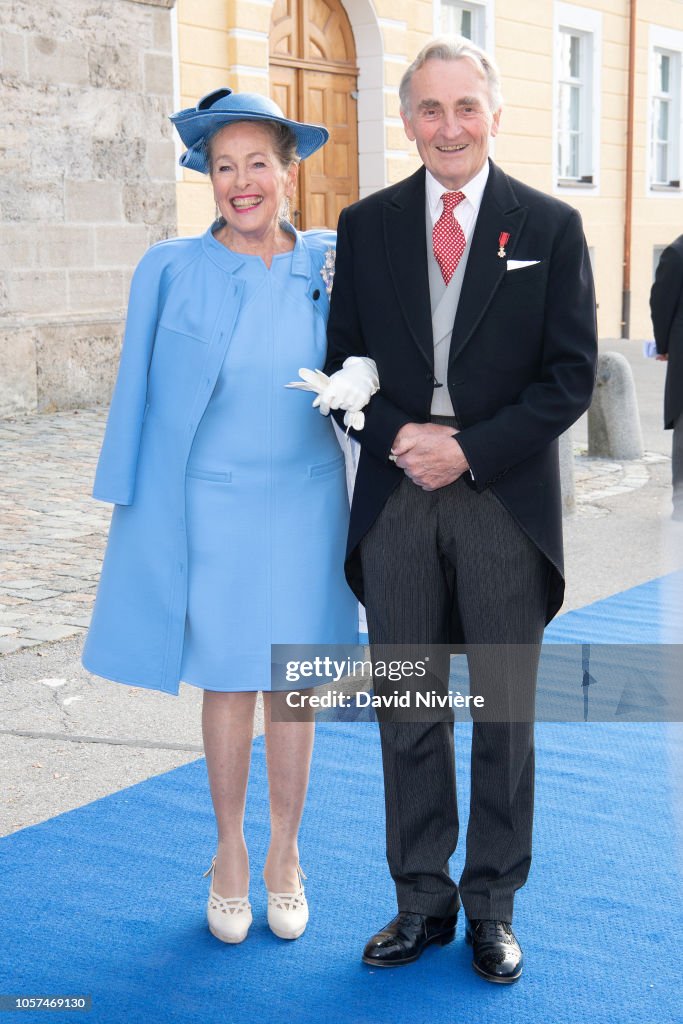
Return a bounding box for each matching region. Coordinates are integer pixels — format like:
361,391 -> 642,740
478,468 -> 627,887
269,0 -> 359,230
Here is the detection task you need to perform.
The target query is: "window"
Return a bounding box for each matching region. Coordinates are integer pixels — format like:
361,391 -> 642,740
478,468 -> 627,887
441,2 -> 478,41
437,1 -> 492,49
650,49 -> 681,188
553,4 -> 601,193
557,30 -> 587,179
648,26 -> 683,195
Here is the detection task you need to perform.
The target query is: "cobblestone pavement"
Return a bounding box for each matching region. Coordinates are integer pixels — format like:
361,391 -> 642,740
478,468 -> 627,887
573,447 -> 669,517
0,407 -> 673,655
0,409 -> 109,655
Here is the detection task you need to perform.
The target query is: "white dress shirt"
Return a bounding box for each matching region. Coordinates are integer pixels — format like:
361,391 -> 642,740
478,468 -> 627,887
425,161 -> 489,240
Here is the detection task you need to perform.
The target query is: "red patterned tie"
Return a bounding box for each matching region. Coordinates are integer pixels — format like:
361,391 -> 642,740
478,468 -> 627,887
432,191 -> 466,285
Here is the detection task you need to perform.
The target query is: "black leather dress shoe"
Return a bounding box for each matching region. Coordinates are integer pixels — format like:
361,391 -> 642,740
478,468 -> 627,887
465,919 -> 523,983
362,911 -> 457,967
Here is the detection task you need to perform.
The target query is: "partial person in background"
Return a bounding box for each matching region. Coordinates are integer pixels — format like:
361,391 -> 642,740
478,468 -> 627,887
82,90 -> 360,946
650,235 -> 683,522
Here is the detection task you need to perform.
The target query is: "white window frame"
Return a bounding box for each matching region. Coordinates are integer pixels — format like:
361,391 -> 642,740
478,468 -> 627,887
434,0 -> 495,53
647,26 -> 683,196
651,51 -> 677,185
553,3 -> 602,196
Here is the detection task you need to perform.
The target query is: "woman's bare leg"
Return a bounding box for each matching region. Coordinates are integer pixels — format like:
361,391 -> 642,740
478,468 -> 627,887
262,691 -> 315,893
202,690 -> 258,896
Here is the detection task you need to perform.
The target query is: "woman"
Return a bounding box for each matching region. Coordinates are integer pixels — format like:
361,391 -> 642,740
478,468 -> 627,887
81,90 -> 372,945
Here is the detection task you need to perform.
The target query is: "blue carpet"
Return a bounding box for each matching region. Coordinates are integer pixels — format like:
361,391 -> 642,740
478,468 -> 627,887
544,571 -> 683,644
1,575 -> 682,1024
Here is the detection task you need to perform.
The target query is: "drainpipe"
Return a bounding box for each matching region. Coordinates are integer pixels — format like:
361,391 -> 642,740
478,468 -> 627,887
622,0 -> 637,338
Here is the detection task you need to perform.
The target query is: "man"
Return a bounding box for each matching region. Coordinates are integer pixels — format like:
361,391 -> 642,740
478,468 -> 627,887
323,37 -> 597,983
650,236 -> 683,522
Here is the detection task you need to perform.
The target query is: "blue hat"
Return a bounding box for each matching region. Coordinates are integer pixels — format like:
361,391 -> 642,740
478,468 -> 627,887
169,88 -> 329,174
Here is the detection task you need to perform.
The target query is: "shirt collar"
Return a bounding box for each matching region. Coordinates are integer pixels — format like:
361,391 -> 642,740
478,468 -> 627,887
426,160 -> 490,223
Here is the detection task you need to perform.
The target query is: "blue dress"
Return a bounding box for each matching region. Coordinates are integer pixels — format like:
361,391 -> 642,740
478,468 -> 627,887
179,244 -> 357,691
81,225 -> 358,695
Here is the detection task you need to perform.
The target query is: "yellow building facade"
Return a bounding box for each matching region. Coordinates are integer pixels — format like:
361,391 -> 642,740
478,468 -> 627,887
172,0 -> 683,340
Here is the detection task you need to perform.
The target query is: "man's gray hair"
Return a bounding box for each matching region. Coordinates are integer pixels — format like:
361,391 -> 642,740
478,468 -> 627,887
399,36 -> 503,116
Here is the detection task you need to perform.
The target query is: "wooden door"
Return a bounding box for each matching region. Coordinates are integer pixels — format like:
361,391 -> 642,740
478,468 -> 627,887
270,0 -> 359,230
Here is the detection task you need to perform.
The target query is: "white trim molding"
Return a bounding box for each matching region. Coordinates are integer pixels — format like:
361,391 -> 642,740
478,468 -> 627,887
553,2 -> 602,197
342,0 -> 388,195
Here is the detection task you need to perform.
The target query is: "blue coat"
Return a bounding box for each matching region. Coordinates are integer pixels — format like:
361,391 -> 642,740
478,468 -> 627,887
82,225 -> 357,695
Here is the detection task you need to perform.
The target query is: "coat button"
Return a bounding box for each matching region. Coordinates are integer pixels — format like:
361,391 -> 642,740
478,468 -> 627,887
312,289 -> 320,300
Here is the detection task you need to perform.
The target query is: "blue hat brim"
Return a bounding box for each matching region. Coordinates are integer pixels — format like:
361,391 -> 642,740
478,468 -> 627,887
170,93 -> 329,174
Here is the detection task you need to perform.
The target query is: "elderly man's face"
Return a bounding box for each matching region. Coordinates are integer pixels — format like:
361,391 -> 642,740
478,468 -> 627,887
401,57 -> 501,191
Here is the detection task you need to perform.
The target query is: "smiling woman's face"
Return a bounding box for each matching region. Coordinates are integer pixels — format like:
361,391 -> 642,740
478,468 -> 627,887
209,121 -> 298,246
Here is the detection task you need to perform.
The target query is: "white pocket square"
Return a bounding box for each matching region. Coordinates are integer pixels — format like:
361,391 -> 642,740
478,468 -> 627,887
506,259 -> 541,271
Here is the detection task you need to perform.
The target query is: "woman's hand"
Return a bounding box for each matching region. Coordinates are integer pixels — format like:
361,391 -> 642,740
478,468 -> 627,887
286,357 -> 379,429
314,357 -> 379,415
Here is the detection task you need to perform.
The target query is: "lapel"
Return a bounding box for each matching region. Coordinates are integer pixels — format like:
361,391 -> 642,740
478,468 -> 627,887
382,167 -> 434,370
449,160 -> 528,365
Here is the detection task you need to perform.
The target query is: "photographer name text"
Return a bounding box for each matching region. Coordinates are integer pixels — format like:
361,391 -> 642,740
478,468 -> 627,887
284,690 -> 485,710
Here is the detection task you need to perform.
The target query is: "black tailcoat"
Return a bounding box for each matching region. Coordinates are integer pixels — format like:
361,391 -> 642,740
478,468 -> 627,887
325,160 -> 598,625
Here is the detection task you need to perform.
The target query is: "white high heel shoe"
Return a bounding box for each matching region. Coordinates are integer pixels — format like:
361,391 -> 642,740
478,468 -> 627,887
203,856 -> 252,944
266,865 -> 309,940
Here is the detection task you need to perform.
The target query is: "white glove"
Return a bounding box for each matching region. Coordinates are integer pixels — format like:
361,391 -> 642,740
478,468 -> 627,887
285,367 -> 331,397
316,357 -> 379,415
285,357 -> 379,431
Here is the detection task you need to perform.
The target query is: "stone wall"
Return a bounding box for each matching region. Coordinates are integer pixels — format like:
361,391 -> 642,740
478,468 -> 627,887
0,0 -> 178,416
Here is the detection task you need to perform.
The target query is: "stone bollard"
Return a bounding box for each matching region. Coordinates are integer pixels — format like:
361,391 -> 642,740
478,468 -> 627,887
587,351 -> 644,459
559,428 -> 576,515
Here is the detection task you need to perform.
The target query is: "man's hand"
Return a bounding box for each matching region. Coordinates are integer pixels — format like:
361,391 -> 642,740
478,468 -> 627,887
656,353 -> 669,361
390,423 -> 470,490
